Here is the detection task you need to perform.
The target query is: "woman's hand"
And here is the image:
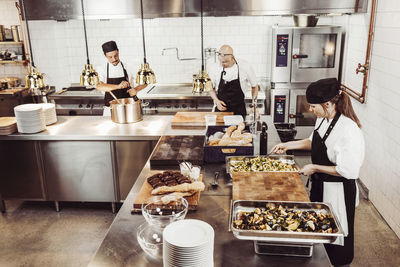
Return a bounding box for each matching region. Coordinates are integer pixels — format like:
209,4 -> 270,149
299,164 -> 316,176
215,99 -> 227,111
270,143 -> 289,154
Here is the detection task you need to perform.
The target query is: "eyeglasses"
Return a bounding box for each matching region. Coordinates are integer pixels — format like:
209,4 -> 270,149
217,52 -> 233,58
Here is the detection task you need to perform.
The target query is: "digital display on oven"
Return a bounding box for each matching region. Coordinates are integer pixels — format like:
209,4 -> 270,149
276,34 -> 289,67
274,95 -> 286,123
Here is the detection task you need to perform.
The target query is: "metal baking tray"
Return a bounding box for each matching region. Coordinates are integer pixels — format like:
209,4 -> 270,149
226,155 -> 299,176
230,200 -> 344,244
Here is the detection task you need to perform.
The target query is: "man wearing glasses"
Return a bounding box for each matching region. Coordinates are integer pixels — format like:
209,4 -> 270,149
209,45 -> 259,119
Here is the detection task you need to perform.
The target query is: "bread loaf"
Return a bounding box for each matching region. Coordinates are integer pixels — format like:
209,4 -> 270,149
151,181 -> 205,195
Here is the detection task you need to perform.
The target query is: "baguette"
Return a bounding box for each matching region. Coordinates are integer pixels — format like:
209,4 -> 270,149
151,181 -> 205,195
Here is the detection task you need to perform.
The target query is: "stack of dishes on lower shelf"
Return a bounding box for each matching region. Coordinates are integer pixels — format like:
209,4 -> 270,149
14,104 -> 46,134
40,103 -> 57,125
163,219 -> 214,267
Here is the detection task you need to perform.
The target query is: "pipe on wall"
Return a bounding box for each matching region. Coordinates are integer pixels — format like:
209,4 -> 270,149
341,0 -> 377,103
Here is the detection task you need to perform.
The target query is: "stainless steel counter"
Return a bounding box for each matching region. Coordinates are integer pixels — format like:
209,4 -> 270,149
0,115 -> 206,141
88,121 -> 329,267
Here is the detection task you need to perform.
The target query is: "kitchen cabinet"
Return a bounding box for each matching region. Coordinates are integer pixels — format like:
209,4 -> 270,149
0,141 -> 46,200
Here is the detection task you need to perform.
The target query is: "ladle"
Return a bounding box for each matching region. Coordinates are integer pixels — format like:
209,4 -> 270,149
109,91 -> 121,104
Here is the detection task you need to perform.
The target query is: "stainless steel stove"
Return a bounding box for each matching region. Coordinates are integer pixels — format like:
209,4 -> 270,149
137,84 -> 214,115
47,85 -> 104,115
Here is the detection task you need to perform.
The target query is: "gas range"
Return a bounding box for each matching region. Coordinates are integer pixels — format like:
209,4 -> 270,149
47,85 -> 104,115
137,84 -> 214,114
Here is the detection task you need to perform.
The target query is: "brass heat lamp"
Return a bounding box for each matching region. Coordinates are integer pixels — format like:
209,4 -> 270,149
26,65 -> 46,96
136,62 -> 156,85
80,64 -> 99,86
79,0 -> 99,87
136,0 -> 156,85
21,0 -> 46,96
192,0 -> 211,94
192,70 -> 213,93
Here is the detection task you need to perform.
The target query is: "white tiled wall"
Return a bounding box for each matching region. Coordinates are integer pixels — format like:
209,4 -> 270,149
333,0 -> 400,238
0,0 -> 27,81
8,14 -> 334,90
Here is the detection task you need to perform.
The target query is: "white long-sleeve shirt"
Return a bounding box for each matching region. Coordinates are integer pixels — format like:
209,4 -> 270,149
208,58 -> 258,93
309,115 -> 365,179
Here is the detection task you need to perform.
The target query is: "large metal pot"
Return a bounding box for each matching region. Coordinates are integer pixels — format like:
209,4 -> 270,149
109,97 -> 143,124
293,15 -> 319,27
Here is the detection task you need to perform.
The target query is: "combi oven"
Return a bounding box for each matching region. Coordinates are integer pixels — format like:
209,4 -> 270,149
270,25 -> 342,139
271,25 -> 342,85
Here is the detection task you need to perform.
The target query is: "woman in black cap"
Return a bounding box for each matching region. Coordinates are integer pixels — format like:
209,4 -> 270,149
96,40 -> 145,115
271,78 -> 365,267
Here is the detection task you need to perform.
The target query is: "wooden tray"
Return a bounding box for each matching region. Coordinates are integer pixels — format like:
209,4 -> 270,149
133,173 -> 203,211
232,172 -> 310,202
171,112 -> 233,128
150,135 -> 204,166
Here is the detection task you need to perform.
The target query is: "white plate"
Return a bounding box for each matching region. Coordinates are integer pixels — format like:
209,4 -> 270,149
163,219 -> 214,248
223,115 -> 243,125
14,104 -> 43,112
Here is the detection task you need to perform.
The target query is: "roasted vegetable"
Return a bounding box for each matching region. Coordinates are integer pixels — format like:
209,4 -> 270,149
230,156 -> 298,172
233,204 -> 337,233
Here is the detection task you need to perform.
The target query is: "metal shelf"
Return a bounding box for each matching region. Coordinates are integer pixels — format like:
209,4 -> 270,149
0,60 -> 27,64
0,41 -> 23,45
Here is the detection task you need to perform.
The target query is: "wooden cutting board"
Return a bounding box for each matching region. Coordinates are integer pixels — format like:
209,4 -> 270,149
232,172 -> 310,202
171,112 -> 233,128
150,135 -> 204,166
133,173 -> 203,210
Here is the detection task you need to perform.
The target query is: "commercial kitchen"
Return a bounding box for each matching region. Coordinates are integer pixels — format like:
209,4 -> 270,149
0,0 -> 399,266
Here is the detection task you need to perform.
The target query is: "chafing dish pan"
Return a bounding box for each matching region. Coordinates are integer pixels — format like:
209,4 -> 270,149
226,155 -> 299,176
230,200 -> 344,244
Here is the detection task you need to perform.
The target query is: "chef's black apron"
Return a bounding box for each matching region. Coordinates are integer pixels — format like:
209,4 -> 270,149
104,62 -> 130,106
310,112 -> 356,266
216,62 -> 247,119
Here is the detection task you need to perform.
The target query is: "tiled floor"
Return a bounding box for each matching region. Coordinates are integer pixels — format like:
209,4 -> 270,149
0,198 -> 399,267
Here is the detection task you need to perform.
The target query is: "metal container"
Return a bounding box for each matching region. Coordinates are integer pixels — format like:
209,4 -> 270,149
109,97 -> 143,124
0,77 -> 21,88
0,25 -> 5,41
11,25 -> 20,42
230,200 -> 344,244
293,15 -> 319,27
226,155 -> 299,176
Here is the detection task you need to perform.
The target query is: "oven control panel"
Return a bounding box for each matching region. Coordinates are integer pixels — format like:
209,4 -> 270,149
276,34 -> 289,67
273,95 -> 286,123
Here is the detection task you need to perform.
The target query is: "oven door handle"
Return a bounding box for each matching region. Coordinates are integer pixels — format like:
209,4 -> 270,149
292,54 -> 308,59
289,113 -> 304,119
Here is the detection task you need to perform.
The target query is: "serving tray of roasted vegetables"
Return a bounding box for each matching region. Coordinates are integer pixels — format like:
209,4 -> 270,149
226,155 -> 299,176
230,200 -> 344,244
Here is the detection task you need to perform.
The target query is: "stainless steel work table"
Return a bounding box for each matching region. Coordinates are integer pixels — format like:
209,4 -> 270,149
88,131 -> 331,266
0,115 -> 205,141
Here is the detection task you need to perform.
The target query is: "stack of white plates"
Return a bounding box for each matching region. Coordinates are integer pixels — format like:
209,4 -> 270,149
39,103 -> 57,125
163,219 -> 214,267
14,104 -> 46,133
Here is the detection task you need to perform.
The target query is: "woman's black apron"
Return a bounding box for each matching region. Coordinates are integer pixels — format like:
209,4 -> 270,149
215,62 -> 247,119
310,112 -> 356,266
104,62 -> 131,106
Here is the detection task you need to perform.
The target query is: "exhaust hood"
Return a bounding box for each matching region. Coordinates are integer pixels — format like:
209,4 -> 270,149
21,0 -> 368,21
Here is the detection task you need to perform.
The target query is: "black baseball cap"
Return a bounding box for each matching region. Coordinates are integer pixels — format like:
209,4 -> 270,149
306,78 -> 340,104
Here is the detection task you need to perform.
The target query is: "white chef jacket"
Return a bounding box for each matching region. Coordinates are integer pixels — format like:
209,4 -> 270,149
309,114 -> 365,245
97,61 -> 135,85
209,58 -> 258,93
